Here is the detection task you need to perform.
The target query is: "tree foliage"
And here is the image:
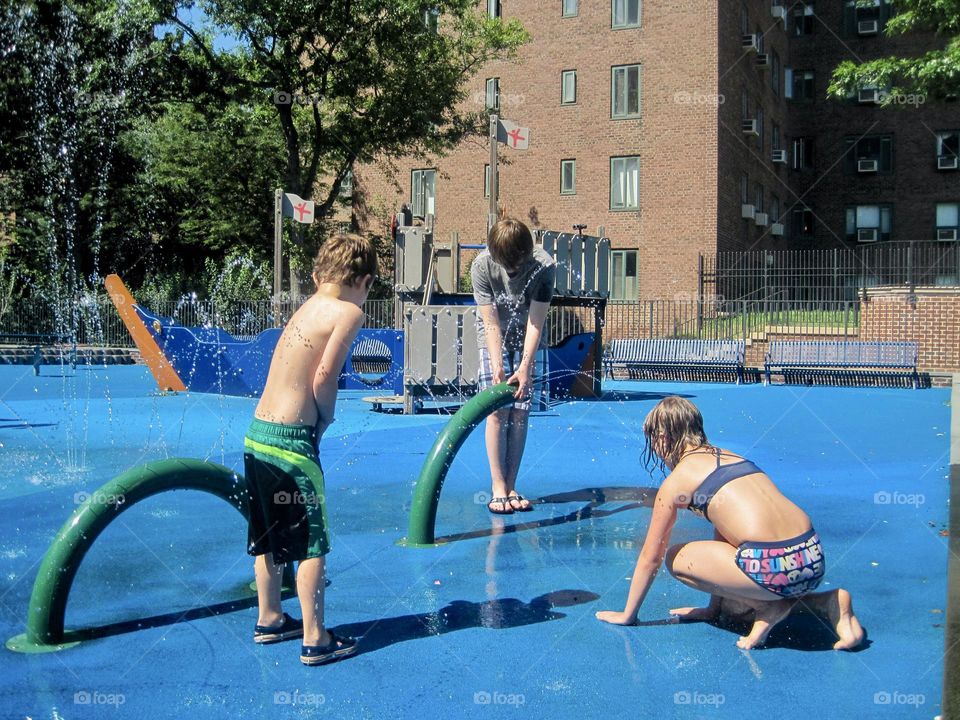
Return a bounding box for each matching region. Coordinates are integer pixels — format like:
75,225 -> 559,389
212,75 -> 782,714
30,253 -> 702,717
829,0 -> 960,102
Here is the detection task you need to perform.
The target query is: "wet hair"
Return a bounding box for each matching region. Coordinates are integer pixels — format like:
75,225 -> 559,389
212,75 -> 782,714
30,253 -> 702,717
641,396 -> 711,474
487,216 -> 533,270
311,232 -> 378,289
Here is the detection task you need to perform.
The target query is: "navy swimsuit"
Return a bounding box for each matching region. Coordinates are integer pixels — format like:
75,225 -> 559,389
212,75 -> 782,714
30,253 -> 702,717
687,448 -> 826,599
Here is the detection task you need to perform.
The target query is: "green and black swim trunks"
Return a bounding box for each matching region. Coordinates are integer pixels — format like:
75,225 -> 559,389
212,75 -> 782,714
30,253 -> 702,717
244,418 -> 330,563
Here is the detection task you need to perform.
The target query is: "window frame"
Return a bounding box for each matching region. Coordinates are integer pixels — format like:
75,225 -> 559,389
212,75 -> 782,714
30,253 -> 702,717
611,63 -> 642,119
562,0 -> 579,17
560,159 -> 577,195
485,77 -> 500,111
611,0 -> 641,29
845,204 -> 893,241
609,248 -> 639,302
609,155 -> 640,211
561,70 -> 577,105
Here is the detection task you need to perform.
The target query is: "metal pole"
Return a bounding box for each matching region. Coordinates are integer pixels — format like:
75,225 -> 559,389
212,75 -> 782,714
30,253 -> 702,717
488,114 -> 499,234
273,188 -> 283,302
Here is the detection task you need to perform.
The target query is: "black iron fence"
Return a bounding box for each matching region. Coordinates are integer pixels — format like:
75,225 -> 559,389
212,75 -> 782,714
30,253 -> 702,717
703,241 -> 960,304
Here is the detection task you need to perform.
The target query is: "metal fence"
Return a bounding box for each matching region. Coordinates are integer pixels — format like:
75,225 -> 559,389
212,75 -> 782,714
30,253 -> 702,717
703,241 -> 960,304
0,296 -> 397,347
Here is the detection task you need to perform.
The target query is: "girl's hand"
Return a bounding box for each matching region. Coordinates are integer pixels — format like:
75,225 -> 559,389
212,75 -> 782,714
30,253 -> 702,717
595,610 -> 636,626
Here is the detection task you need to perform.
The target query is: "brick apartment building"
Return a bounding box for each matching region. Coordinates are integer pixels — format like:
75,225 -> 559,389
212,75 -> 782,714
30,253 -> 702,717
350,0 -> 959,302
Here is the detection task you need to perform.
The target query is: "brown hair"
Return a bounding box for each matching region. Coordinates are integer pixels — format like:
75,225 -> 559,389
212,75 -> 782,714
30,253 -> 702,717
311,232 -> 377,288
487,216 -> 533,270
641,396 -> 711,473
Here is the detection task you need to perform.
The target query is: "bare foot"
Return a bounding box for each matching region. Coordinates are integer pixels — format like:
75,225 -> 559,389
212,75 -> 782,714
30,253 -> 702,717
670,606 -> 718,622
736,600 -> 793,650
826,588 -> 865,650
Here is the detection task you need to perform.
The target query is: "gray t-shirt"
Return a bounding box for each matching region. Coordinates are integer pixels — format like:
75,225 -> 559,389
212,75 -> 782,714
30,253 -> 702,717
471,246 -> 556,351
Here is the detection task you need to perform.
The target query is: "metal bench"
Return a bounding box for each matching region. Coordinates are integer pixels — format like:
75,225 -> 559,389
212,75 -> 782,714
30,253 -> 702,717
0,332 -> 70,346
764,340 -> 919,388
603,338 -> 745,383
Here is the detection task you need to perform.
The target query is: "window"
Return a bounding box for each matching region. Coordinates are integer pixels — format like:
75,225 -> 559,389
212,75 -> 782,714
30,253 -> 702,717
772,123 -> 781,150
843,0 -> 891,36
937,131 -> 959,162
610,156 -> 639,210
792,137 -> 814,170
611,64 -> 641,118
422,8 -> 439,32
561,70 -> 577,105
770,194 -> 781,223
741,2 -> 750,34
610,249 -> 638,301
755,26 -> 765,53
411,169 -> 435,218
792,207 -> 815,237
560,159 -> 576,194
612,0 -> 641,28
487,0 -> 501,18
741,90 -> 749,121
843,135 -> 893,173
484,164 -> 490,198
485,78 -> 500,111
756,105 -> 764,151
563,0 -> 578,17
845,204 -> 892,241
771,51 -> 781,95
339,169 -> 353,198
754,182 -> 764,214
789,70 -> 815,100
937,204 -> 959,241
792,2 -> 814,35
740,173 -> 749,204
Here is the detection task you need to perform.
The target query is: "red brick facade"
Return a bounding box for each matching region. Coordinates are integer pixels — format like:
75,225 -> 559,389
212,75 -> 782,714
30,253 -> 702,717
860,289 -> 960,373
350,1 -> 958,311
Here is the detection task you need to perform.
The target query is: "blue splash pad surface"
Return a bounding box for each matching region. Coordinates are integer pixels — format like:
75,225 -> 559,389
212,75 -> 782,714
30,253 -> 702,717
0,365 -> 950,719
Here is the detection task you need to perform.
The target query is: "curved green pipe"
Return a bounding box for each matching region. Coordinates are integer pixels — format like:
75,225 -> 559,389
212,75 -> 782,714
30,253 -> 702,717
402,383 -> 519,547
7,458 -> 294,652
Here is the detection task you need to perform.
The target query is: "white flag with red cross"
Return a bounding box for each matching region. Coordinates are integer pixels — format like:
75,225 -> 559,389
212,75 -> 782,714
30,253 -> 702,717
496,119 -> 530,150
281,193 -> 315,224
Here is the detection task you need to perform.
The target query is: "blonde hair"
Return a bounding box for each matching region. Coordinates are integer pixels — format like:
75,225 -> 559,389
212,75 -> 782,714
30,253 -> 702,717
311,232 -> 377,288
487,216 -> 533,270
641,396 -> 711,473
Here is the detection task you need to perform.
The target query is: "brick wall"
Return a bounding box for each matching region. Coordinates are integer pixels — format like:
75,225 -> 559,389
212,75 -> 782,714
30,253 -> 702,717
860,289 -> 960,373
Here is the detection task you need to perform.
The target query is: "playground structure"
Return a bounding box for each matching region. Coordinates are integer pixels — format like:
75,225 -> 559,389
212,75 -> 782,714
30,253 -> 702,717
390,221 -> 611,413
107,221 -> 610,414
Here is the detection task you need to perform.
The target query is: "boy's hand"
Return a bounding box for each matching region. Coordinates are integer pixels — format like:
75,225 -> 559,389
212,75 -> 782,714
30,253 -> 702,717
505,365 -> 531,400
595,610 -> 637,626
492,366 -> 506,385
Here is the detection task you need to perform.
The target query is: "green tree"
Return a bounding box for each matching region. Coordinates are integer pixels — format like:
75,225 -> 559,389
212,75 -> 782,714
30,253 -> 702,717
155,0 -> 528,289
829,0 -> 960,101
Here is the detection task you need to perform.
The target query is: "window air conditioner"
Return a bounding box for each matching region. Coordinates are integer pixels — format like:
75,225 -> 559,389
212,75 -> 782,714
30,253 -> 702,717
937,155 -> 959,170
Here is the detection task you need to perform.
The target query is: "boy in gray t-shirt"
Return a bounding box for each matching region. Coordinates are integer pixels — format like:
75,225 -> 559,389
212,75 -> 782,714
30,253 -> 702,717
471,217 -> 556,514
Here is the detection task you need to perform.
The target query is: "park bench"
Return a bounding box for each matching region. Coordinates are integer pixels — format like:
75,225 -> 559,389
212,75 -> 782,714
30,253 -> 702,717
0,332 -> 71,346
763,340 -> 919,388
603,338 -> 745,383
